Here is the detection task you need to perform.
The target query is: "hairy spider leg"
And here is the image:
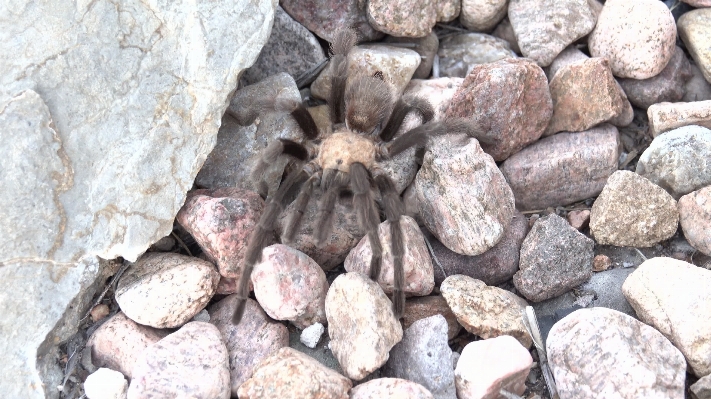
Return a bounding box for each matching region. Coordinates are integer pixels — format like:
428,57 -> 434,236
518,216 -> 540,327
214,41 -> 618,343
350,163 -> 383,281
282,170 -> 321,244
379,97 -> 435,142
328,29 -> 357,124
314,170 -> 350,246
373,173 -> 406,319
232,167 -> 310,324
250,138 -> 310,197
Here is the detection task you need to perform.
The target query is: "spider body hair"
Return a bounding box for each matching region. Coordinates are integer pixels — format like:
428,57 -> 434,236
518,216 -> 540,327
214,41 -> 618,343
231,28 -> 488,325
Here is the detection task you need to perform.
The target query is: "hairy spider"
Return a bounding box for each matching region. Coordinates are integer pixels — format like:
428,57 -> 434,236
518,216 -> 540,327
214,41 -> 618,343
232,29 -> 482,324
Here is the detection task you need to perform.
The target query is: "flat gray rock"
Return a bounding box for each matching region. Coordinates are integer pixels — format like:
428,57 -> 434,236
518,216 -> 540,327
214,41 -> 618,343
382,315 -> 456,399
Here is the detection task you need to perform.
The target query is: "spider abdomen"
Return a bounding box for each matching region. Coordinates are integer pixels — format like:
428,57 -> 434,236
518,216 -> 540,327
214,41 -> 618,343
318,131 -> 376,173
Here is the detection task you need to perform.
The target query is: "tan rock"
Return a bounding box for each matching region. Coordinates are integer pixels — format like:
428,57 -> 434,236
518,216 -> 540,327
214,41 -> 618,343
545,58 -> 631,135
567,209 -> 590,230
678,9 -> 711,84
623,257 -> 711,377
115,252 -> 220,329
345,216 -> 434,297
648,100 -> 711,137
367,0 -> 436,37
678,187 -> 711,256
402,295 -> 462,340
460,0 -> 508,31
589,0 -> 676,79
237,347 -> 351,399
590,171 -> 678,247
592,254 -> 612,272
325,273 -> 403,380
440,275 -> 532,348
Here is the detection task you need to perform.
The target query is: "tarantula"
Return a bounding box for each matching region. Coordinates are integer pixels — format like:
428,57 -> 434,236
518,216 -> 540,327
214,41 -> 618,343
232,29 -> 482,324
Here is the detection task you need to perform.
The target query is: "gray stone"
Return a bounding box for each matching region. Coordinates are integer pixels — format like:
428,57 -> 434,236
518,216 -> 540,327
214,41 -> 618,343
199,73 -> 302,192
425,212 -> 528,286
580,267 -> 636,316
491,18 -> 521,55
500,124 -> 620,211
546,46 -> 589,80
590,171 -> 679,247
636,125 -> 711,199
242,7 -> 326,86
416,137 -> 514,256
691,374 -> 711,399
508,0 -> 596,67
280,0 -> 383,42
436,33 -> 516,78
547,308 -> 686,398
402,296 -> 462,340
618,46 -> 693,110
460,0 -> 508,31
684,64 -> 711,102
382,315 -> 456,399
514,214 -> 594,302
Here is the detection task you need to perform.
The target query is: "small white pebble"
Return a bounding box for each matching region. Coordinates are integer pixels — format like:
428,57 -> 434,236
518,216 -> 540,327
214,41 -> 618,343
192,309 -> 210,323
300,323 -> 325,348
84,368 -> 127,399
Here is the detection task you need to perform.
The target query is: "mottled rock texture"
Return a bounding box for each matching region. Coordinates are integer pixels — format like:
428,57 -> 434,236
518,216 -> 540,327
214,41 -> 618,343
647,101 -> 711,137
416,137 -> 515,256
514,214 -> 594,302
678,187 -> 711,256
508,0 -> 596,67
128,322 -> 231,399
441,275 -> 531,348
402,296 -> 462,340
367,0 -> 437,37
280,0 -> 382,42
115,252 -> 219,329
350,378 -> 434,399
437,33 -> 516,78
500,124 -> 619,210
237,347 -> 352,399
208,295 -> 288,395
325,273 -> 403,380
447,58 -> 553,161
637,125 -> 711,198
460,0 -> 508,31
404,78 -> 463,121
589,171 -> 679,247
345,216 -> 434,297
176,188 -> 266,279
678,9 -> 711,85
547,308 -> 686,398
589,0 -> 676,79
623,257 -> 711,377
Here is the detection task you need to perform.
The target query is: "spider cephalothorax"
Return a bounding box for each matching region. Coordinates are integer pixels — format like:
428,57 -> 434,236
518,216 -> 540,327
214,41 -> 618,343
232,29 -> 483,324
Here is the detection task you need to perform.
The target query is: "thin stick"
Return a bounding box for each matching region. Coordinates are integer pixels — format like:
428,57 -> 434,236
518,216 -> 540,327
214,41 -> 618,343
172,231 -> 193,257
522,306 -> 559,399
423,234 -> 447,279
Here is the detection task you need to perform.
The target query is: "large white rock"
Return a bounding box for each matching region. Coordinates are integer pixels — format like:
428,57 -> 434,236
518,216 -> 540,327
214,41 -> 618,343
0,0 -> 276,263
0,1 -> 276,398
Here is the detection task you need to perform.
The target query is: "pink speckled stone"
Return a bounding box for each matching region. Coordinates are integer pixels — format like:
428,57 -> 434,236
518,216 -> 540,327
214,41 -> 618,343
345,216 -> 434,297
251,244 -> 328,328
367,0 -> 437,37
589,0 -> 676,79
455,336 -> 532,399
351,378 -> 433,399
176,188 -> 266,279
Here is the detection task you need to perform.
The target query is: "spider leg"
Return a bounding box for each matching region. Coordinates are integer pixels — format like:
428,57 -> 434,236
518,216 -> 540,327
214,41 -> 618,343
314,170 -> 350,246
379,118 -> 487,159
374,172 -> 406,319
232,167 -> 310,324
329,29 -> 357,124
283,169 -> 322,244
251,139 -> 309,197
379,97 -> 435,142
350,163 -> 383,280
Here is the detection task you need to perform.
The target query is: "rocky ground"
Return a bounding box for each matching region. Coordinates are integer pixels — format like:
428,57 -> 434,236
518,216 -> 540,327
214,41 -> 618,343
41,0 -> 711,398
